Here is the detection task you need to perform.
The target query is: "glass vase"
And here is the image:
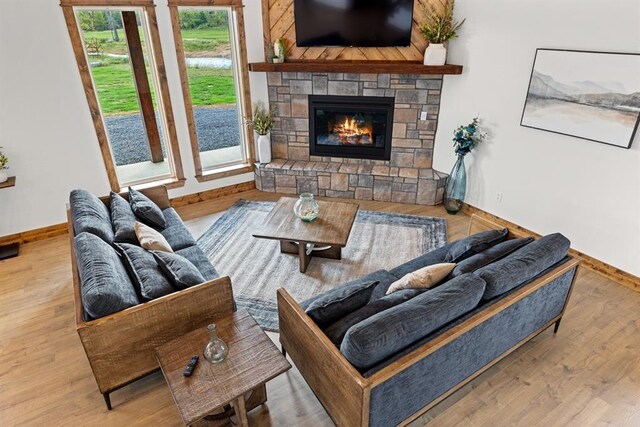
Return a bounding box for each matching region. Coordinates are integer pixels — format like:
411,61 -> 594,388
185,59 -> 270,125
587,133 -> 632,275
293,193 -> 319,222
203,323 -> 228,364
444,155 -> 466,215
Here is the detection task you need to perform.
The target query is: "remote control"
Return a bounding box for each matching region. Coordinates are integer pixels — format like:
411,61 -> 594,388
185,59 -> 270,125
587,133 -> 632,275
183,355 -> 199,377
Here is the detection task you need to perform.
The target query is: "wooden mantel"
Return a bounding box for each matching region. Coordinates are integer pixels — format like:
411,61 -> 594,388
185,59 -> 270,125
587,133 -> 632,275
248,61 -> 463,75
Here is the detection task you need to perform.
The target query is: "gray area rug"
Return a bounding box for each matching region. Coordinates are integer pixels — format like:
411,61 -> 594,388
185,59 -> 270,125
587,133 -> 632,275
197,200 -> 447,331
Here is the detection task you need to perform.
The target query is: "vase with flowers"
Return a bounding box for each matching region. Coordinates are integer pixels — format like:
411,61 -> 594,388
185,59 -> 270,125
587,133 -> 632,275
420,0 -> 465,66
0,147 -> 9,183
245,102 -> 276,164
444,117 -> 486,214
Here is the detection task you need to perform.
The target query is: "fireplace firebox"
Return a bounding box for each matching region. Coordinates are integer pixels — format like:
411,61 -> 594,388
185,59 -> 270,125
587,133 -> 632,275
309,95 -> 394,161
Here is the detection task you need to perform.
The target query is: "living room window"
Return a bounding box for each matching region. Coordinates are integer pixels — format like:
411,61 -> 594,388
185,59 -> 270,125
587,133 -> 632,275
169,1 -> 254,181
61,1 -> 185,191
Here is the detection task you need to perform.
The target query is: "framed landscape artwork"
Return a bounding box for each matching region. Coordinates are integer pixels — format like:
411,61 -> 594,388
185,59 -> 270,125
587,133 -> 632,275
521,49 -> 640,149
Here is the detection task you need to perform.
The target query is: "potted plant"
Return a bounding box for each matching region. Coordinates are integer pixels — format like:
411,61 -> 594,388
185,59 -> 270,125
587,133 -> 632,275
444,117 -> 486,214
272,38 -> 286,63
0,147 -> 9,183
245,102 -> 276,164
420,0 -> 465,66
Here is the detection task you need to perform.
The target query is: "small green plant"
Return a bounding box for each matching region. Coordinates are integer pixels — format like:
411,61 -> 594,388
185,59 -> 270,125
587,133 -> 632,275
0,147 -> 9,170
245,102 -> 276,135
420,0 -> 465,44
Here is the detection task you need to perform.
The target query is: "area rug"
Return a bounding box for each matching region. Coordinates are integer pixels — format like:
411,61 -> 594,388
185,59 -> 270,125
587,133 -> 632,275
197,200 -> 447,331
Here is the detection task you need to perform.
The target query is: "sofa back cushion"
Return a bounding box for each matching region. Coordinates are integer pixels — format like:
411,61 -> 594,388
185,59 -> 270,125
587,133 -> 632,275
159,208 -> 197,251
340,273 -> 486,369
70,189 -> 114,244
444,228 -> 509,263
153,251 -> 205,289
110,192 -> 138,244
74,232 -> 139,318
476,233 -> 570,301
450,237 -> 533,278
115,243 -> 175,301
388,242 -> 453,282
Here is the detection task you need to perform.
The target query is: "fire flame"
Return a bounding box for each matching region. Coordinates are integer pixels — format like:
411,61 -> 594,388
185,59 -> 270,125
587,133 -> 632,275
335,116 -> 373,145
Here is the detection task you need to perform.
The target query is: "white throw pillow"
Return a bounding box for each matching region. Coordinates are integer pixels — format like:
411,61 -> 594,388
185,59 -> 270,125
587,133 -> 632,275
386,263 -> 456,295
134,221 -> 173,253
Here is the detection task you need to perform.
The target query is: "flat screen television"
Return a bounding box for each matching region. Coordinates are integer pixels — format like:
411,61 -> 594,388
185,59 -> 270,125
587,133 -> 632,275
293,0 -> 414,48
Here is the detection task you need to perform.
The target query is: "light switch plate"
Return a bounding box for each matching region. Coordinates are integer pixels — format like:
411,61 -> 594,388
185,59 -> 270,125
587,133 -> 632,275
420,111 -> 428,120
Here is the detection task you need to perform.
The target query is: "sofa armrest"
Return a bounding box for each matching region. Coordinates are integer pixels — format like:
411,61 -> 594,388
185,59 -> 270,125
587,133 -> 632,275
277,288 -> 368,426
78,276 -> 235,393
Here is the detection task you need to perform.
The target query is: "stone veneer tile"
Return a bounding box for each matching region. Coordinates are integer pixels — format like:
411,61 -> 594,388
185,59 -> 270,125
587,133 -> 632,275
282,160 -> 295,170
303,162 -> 316,171
355,187 -> 373,200
288,147 -> 309,161
339,163 -> 359,174
326,190 -> 354,199
290,95 -> 308,118
377,74 -> 391,88
275,174 -> 296,187
266,159 -> 287,168
357,164 -> 373,174
373,179 -> 392,201
318,175 -> 331,189
363,88 -> 386,97
328,81 -> 359,96
394,108 -> 418,123
417,179 -> 437,205
392,123 -> 407,139
297,177 -> 318,194
331,173 -> 349,191
267,72 -> 282,86
328,73 -> 344,80
390,152 -> 414,167
393,138 -> 422,148
325,163 -> 341,172
392,191 -> 416,204
389,167 -> 399,177
358,175 -> 374,187
399,168 -> 419,178
312,162 -> 327,172
395,90 -> 428,104
290,80 -> 312,94
312,75 -> 328,94
371,165 -> 390,176
413,149 -> 432,168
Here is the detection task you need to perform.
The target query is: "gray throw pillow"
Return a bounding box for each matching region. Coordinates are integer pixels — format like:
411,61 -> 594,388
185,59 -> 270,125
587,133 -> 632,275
444,228 -> 509,263
324,289 -> 422,345
477,233 -> 571,301
450,237 -> 534,278
128,187 -> 166,228
304,279 -> 380,327
152,251 -> 206,289
175,245 -> 220,281
115,243 -> 175,301
340,273 -> 486,370
110,192 -> 138,244
69,189 -> 114,244
74,232 -> 139,318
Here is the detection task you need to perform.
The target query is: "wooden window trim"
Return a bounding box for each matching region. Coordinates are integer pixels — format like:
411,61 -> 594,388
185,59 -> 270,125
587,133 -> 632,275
169,2 -> 255,182
61,3 -> 185,192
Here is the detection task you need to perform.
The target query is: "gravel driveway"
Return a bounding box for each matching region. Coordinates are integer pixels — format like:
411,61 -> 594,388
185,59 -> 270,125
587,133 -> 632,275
105,106 -> 241,166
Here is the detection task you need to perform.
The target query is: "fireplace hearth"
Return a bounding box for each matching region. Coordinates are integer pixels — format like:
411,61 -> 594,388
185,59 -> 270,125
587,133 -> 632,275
309,95 -> 394,161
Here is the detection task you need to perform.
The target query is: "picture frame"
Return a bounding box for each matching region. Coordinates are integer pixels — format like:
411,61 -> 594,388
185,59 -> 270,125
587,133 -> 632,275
520,48 -> 640,149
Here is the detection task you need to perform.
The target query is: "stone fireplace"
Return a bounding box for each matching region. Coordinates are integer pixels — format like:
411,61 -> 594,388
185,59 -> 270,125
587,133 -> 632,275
254,72 -> 448,205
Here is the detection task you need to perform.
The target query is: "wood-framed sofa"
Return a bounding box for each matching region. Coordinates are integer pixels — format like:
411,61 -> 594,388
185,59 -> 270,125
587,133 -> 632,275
67,186 -> 236,410
277,215 -> 581,426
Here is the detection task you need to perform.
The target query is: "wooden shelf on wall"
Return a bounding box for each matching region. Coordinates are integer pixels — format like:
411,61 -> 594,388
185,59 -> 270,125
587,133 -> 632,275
0,176 -> 16,190
248,61 -> 463,75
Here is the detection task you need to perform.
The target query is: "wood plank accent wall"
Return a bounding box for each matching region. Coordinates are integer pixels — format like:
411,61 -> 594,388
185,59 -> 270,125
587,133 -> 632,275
263,0 -> 435,61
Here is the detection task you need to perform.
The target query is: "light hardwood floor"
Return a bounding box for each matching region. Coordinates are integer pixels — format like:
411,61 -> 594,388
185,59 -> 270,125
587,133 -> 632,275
1,190 -> 639,426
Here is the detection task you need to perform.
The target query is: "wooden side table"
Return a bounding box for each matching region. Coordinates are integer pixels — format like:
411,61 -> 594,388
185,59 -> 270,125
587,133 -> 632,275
0,177 -> 18,260
156,309 -> 291,426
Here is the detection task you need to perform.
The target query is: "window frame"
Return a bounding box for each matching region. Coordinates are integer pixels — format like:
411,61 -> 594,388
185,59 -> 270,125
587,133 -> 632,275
61,0 -> 186,191
168,0 -> 255,182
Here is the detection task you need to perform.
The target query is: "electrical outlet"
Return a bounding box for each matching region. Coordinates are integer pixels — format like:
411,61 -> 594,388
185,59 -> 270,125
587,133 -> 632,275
420,111 -> 428,120
495,192 -> 503,203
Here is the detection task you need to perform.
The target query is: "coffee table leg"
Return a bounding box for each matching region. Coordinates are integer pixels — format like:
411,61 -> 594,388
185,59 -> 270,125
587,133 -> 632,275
298,241 -> 311,273
234,395 -> 249,427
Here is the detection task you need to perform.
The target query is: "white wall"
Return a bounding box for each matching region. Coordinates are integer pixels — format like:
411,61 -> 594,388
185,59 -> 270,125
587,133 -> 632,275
433,0 -> 640,276
0,0 -> 265,237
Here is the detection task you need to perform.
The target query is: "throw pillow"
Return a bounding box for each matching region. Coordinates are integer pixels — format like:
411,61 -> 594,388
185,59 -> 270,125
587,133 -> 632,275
385,263 -> 456,295
69,189 -> 115,244
152,251 -> 206,289
128,187 -> 166,228
74,232 -> 139,317
110,191 -> 138,243
304,279 -> 380,327
450,237 -> 534,278
115,243 -> 176,301
444,228 -> 509,263
340,273 -> 486,370
135,221 -> 173,252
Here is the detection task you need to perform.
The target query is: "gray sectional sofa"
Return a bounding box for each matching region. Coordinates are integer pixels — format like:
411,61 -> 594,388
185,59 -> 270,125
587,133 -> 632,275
277,215 -> 581,427
67,185 -> 236,409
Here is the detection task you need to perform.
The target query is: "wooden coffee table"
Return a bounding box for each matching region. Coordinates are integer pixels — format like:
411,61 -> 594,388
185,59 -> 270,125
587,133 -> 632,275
156,310 -> 291,426
253,197 -> 359,273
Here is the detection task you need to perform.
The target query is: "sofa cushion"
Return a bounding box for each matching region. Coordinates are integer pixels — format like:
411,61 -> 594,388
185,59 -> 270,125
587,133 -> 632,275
74,233 -> 139,318
135,221 -> 173,252
110,192 -> 138,244
340,273 -> 486,370
160,208 -> 197,251
476,233 -> 571,301
444,228 -> 509,263
153,251 -> 206,289
115,243 -> 175,301
175,245 -> 220,281
388,242 -> 453,280
324,289 -> 422,345
129,187 -> 166,228
304,276 -> 383,327
70,189 -> 114,244
386,263 -> 456,295
451,237 -> 534,278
